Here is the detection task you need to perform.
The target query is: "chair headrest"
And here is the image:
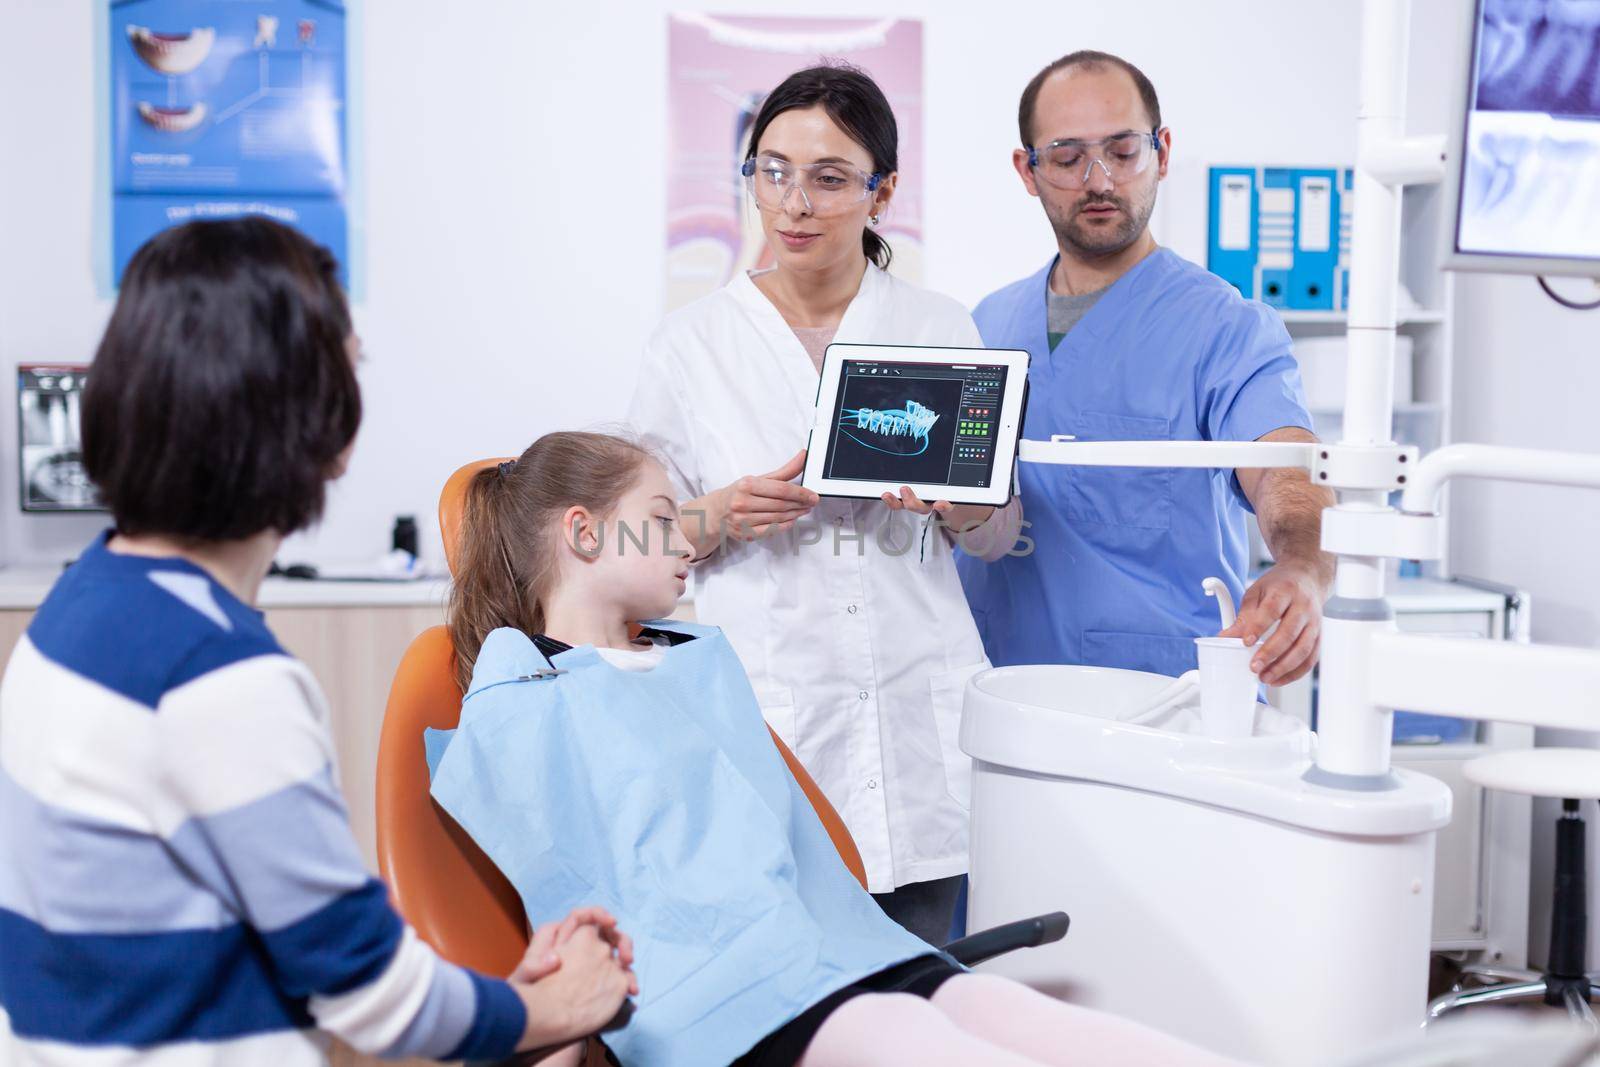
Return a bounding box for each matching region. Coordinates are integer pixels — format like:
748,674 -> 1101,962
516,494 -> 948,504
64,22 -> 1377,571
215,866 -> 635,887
437,458 -> 514,578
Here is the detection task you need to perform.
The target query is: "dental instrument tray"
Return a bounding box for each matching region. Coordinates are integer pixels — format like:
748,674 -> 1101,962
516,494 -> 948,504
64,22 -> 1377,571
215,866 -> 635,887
803,343 -> 1030,508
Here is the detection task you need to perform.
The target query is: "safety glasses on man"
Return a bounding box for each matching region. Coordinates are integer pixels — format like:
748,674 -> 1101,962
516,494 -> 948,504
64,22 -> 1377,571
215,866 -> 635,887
1026,128 -> 1164,190
742,153 -> 884,217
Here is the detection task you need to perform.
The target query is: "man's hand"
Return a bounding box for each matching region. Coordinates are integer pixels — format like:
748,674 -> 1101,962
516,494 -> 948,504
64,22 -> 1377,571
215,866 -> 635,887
1219,561 -> 1327,686
1232,427 -> 1335,687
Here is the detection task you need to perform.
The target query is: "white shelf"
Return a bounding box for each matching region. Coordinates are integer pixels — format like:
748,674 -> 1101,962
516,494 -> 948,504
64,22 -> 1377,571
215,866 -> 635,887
1277,308 -> 1448,325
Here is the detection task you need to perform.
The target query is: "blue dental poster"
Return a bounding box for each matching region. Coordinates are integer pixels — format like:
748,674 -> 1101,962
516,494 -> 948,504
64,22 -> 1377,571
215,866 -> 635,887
107,0 -> 351,286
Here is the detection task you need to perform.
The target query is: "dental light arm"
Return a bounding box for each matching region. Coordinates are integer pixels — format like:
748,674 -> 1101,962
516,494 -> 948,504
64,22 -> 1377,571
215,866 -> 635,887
1020,437 -> 1317,470
1400,443 -> 1600,515
1016,426 -> 1600,776
1368,633 -> 1600,731
1359,133 -> 1448,186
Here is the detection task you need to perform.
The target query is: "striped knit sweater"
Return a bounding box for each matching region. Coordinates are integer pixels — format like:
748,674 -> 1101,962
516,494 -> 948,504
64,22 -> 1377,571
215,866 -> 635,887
0,533 -> 526,1065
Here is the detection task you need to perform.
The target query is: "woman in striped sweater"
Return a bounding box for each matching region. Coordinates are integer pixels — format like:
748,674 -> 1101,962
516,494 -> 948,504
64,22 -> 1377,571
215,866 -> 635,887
0,217 -> 634,1066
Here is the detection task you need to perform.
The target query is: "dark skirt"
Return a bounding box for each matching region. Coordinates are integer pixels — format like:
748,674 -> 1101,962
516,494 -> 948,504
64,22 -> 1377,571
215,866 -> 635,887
730,954 -> 964,1067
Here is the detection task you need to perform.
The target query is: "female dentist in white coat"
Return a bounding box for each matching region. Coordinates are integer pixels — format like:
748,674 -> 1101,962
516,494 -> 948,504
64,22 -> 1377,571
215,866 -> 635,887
629,64 -> 1022,943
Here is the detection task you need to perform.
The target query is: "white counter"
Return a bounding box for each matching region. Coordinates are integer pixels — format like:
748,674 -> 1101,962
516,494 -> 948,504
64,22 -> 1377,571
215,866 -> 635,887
1,564 -> 1487,616
0,566 -> 452,611
1383,576 -> 1508,616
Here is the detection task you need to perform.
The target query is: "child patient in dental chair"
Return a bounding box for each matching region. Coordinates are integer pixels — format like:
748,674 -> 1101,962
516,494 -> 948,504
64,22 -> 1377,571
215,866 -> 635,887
428,431 -> 1249,1067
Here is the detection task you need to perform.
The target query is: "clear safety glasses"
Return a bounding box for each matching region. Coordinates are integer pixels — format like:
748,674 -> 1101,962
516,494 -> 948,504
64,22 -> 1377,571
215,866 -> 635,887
1027,129 -> 1164,191
741,154 -> 883,218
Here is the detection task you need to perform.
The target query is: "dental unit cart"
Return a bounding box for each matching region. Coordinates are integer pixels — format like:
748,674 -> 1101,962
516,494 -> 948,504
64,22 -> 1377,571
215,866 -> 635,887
964,664 -> 1447,1065
1275,576 -> 1535,963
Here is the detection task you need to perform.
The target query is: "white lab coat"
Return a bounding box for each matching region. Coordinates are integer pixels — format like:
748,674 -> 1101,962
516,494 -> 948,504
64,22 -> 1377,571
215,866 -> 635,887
628,263 -> 991,892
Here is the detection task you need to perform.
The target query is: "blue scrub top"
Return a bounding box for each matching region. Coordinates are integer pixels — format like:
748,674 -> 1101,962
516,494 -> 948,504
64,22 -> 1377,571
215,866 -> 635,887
957,249 -> 1312,678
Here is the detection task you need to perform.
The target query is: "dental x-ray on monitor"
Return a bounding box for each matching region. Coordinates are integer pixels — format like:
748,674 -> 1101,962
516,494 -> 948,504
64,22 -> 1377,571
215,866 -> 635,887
17,364 -> 103,513
1444,0 -> 1600,277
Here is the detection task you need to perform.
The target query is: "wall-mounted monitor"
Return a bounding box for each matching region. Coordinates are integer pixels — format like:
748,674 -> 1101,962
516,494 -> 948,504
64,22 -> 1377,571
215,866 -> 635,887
1443,0 -> 1600,277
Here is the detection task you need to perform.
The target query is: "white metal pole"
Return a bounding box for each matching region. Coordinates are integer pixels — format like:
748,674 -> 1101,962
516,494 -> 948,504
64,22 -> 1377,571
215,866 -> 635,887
1314,0 -> 1412,779
1344,0 -> 1407,457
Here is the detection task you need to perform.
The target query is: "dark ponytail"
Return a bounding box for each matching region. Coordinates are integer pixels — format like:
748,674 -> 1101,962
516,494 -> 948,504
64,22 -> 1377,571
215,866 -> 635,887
744,62 -> 898,270
863,227 -> 891,272
447,432 -> 652,692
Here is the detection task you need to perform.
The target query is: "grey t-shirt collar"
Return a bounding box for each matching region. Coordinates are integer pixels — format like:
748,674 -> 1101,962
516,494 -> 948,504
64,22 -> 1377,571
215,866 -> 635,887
1046,285 -> 1109,348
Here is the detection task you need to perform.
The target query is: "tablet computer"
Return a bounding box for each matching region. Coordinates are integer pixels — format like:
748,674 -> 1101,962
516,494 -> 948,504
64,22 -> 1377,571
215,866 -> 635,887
802,343 -> 1030,507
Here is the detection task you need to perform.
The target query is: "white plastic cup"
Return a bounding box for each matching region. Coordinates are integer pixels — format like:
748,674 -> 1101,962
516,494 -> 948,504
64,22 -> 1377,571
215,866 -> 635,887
1194,637 -> 1259,739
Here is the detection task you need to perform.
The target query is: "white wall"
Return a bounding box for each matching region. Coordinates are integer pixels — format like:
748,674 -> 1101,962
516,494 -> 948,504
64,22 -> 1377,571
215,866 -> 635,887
1404,0 -> 1600,971
1,0 -> 1366,567
1449,274 -> 1600,967
1450,276 -> 1600,647
0,1 -> 108,562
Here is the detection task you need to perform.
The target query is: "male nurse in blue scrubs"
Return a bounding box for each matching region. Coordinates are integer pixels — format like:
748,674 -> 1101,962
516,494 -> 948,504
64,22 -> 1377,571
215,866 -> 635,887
959,50 -> 1335,688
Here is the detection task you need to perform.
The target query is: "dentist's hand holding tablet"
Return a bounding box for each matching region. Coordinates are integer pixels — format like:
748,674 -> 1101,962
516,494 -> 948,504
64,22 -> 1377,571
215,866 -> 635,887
685,449 -> 819,557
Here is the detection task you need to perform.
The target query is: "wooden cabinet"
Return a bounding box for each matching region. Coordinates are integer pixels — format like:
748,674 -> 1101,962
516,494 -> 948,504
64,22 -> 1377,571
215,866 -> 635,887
265,604 -> 445,872
0,597 -> 444,873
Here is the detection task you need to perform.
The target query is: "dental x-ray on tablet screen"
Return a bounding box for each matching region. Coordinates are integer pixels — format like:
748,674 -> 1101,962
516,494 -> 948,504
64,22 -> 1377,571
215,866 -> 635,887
802,344 -> 1029,507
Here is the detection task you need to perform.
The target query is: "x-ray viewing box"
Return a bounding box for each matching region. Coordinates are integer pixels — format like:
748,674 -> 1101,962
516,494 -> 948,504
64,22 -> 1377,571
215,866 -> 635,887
803,343 -> 1030,508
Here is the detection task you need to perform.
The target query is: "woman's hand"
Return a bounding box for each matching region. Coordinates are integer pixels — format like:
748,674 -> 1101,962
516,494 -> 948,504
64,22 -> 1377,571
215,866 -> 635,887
511,925 -> 635,1052
881,486 -> 994,533
683,450 -> 819,558
514,907 -> 637,994
554,906 -> 635,982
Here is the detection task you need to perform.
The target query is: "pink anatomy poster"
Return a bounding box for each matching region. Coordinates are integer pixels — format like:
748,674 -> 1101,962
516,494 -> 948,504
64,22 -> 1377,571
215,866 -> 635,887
665,14 -> 924,311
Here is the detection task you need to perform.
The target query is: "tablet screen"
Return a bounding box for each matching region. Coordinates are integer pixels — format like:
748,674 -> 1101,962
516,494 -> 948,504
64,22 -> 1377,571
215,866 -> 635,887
820,358 -> 1010,490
